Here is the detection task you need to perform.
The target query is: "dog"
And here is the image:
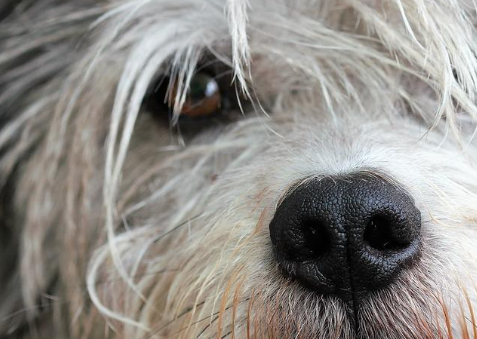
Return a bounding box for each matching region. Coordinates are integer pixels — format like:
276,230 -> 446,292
1,0 -> 477,338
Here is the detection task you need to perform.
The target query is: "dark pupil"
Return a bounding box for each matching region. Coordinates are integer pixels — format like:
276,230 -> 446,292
189,74 -> 213,102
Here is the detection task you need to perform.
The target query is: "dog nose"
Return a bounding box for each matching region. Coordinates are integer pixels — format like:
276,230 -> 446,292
269,173 -> 421,305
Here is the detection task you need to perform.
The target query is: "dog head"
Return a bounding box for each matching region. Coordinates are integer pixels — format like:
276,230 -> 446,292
1,0 -> 477,338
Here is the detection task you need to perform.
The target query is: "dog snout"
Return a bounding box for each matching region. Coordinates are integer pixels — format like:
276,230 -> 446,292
269,173 -> 421,305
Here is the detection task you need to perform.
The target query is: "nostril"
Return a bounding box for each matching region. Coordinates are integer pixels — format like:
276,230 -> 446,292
363,215 -> 408,251
301,220 -> 331,258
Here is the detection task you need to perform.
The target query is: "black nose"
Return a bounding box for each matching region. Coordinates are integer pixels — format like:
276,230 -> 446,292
269,173 -> 421,305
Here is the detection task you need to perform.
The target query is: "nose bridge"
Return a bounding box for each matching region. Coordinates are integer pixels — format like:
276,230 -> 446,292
269,172 -> 421,307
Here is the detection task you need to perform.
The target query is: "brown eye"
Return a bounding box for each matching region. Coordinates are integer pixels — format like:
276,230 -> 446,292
146,64 -> 246,127
169,72 -> 221,118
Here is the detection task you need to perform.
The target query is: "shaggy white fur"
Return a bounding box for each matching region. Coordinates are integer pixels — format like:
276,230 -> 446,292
1,0 -> 477,338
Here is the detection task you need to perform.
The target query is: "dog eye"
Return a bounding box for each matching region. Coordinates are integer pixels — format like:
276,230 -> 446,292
148,70 -> 227,122
170,73 -> 222,118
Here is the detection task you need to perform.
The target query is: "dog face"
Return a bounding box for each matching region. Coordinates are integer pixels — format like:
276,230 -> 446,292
1,0 -> 477,338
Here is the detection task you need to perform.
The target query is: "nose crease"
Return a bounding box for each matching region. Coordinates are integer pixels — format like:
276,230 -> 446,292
269,172 -> 422,309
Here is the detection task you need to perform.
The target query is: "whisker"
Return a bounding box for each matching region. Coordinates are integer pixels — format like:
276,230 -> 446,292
153,214 -> 203,243
142,301 -> 206,339
192,298 -> 251,338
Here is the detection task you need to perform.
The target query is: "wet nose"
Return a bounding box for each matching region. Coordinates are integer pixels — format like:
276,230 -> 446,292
269,173 -> 421,305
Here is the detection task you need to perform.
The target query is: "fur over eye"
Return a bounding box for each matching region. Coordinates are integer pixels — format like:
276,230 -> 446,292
168,72 -> 222,118
147,67 -> 240,125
